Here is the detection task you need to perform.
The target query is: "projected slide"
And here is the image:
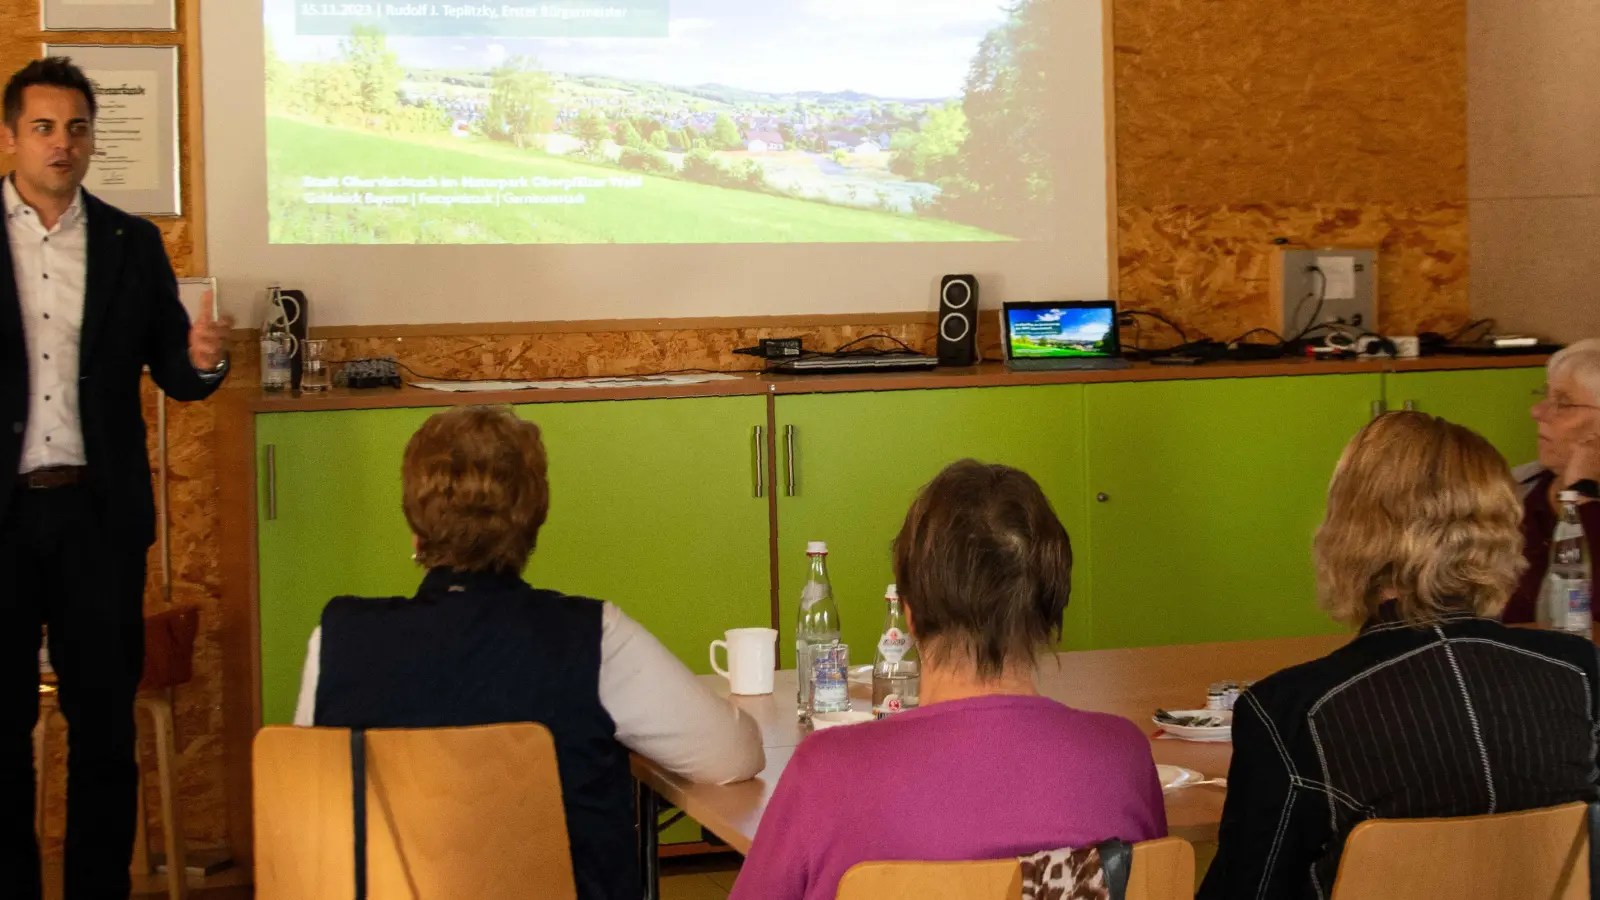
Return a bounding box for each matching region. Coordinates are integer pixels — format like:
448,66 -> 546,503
263,1 -> 1070,245
1007,306 -> 1115,359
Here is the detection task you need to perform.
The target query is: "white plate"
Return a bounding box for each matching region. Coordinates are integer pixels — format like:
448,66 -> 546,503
1153,709 -> 1232,742
848,664 -> 874,685
1157,765 -> 1205,791
812,710 -> 875,730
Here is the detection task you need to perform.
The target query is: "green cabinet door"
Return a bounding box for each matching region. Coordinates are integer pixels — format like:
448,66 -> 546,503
773,386 -> 1091,669
1384,367 -> 1545,467
258,407 -> 439,726
257,396 -> 772,725
1084,374 -> 1381,648
514,397 -> 772,674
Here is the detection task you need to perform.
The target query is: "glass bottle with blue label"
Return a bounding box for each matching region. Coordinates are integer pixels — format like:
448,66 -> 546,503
796,542 -> 845,718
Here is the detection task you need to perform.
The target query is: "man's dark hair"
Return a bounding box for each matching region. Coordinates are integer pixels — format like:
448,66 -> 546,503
4,57 -> 97,128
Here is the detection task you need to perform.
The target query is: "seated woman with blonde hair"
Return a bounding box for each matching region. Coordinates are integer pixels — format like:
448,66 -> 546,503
731,460 -> 1166,900
292,405 -> 763,900
1199,412 -> 1600,900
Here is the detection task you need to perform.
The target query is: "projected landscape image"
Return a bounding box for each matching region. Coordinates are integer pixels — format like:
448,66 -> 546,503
1008,307 -> 1115,358
263,0 -> 1068,244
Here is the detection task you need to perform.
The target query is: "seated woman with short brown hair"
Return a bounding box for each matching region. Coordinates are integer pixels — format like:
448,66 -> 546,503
730,460 -> 1166,900
1200,412 -> 1600,900
292,406 -> 763,900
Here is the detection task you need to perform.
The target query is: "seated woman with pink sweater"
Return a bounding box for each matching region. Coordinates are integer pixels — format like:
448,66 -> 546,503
730,461 -> 1167,900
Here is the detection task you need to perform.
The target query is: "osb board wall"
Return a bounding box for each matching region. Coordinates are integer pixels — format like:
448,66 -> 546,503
0,0 -> 226,856
1112,0 -> 1471,341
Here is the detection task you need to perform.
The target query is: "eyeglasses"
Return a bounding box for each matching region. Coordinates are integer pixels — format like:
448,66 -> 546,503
1532,387 -> 1600,413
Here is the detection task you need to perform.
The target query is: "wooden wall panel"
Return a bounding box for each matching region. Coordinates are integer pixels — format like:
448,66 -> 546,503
1113,0 -> 1466,206
1111,0 -> 1470,342
1118,202 -> 1470,343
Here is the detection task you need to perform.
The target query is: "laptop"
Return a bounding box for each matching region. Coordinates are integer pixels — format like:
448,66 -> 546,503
1003,300 -> 1131,371
771,352 -> 938,375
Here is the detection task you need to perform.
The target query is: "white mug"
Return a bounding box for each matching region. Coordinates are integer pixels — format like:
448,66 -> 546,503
710,627 -> 778,695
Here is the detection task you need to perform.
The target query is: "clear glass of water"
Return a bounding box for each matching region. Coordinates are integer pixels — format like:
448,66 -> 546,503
301,339 -> 332,392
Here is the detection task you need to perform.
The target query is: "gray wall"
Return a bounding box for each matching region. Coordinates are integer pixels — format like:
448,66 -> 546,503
1469,0 -> 1600,342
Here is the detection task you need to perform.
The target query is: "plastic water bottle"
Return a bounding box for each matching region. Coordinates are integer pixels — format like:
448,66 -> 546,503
872,584 -> 919,718
1541,491 -> 1593,635
796,541 -> 843,718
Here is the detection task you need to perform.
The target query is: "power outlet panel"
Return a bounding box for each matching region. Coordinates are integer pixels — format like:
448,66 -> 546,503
1272,248 -> 1378,337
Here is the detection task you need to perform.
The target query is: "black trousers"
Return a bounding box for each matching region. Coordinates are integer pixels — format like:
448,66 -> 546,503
0,483 -> 146,900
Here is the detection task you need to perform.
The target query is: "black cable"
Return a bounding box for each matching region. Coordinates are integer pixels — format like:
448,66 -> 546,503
825,333 -> 920,357
1226,327 -> 1287,346
1447,318 -> 1496,344
1119,310 -> 1189,344
1290,268 -> 1327,342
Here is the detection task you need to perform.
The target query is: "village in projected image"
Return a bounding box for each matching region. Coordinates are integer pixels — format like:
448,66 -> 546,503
262,0 -> 1070,245
1007,306 -> 1116,358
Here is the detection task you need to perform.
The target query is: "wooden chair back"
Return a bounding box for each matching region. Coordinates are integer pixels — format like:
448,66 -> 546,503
253,723 -> 576,900
834,836 -> 1195,900
1330,802 -> 1590,900
140,605 -> 199,691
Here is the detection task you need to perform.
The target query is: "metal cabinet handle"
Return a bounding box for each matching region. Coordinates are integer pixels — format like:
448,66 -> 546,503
1096,493 -> 1110,503
1403,400 -> 1417,412
753,425 -> 766,498
784,425 -> 797,497
1370,400 -> 1388,420
264,444 -> 278,521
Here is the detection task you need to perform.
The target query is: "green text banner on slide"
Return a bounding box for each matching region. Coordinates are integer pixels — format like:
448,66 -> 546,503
262,0 -> 1072,246
294,2 -> 674,38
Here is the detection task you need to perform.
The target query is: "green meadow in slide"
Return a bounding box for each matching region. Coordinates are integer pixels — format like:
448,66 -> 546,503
266,117 -> 1010,245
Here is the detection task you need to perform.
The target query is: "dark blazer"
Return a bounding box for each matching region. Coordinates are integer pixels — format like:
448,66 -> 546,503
1199,609 -> 1600,900
0,187 -> 222,548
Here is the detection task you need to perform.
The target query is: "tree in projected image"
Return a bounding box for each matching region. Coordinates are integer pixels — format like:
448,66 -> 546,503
483,56 -> 556,150
935,0 -> 1061,240
576,111 -> 609,157
711,113 -> 743,152
342,26 -> 403,125
888,103 -> 967,182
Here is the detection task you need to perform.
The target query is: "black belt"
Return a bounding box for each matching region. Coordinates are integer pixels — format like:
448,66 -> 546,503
16,466 -> 89,489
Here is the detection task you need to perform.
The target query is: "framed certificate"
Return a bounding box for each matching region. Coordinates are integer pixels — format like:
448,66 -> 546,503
41,0 -> 176,31
41,44 -> 181,216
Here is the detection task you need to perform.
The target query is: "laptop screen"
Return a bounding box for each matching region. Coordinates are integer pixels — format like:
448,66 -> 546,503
1004,302 -> 1120,360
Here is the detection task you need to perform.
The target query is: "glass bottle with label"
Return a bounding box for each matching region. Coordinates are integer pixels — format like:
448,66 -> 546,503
872,584 -> 920,718
1541,491 -> 1593,634
796,541 -> 844,718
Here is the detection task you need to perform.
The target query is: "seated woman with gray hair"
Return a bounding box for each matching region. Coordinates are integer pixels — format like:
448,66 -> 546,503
1503,338 -> 1600,622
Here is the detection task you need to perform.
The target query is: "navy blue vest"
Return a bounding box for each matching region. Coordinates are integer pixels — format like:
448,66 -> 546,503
314,568 -> 636,900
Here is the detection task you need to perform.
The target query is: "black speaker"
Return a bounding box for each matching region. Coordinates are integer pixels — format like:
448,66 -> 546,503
938,274 -> 978,366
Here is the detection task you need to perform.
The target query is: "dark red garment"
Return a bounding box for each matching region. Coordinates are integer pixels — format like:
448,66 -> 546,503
1504,470 -> 1600,623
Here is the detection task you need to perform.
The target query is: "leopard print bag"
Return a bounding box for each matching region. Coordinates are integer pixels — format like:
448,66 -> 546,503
1018,839 -> 1133,900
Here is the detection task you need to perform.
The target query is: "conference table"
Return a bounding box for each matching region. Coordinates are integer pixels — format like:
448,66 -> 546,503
629,631 -> 1358,898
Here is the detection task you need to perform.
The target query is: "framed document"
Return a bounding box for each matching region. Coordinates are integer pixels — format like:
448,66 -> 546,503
41,44 -> 181,216
41,0 -> 175,31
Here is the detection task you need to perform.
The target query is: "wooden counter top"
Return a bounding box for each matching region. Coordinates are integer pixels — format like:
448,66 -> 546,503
237,353 -> 1550,413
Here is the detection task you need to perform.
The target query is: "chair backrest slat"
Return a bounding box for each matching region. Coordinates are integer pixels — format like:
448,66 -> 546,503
254,723 -> 576,900
1330,802 -> 1590,900
834,837 -> 1194,900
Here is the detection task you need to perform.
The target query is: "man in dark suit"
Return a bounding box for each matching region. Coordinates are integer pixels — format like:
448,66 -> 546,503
0,58 -> 231,899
